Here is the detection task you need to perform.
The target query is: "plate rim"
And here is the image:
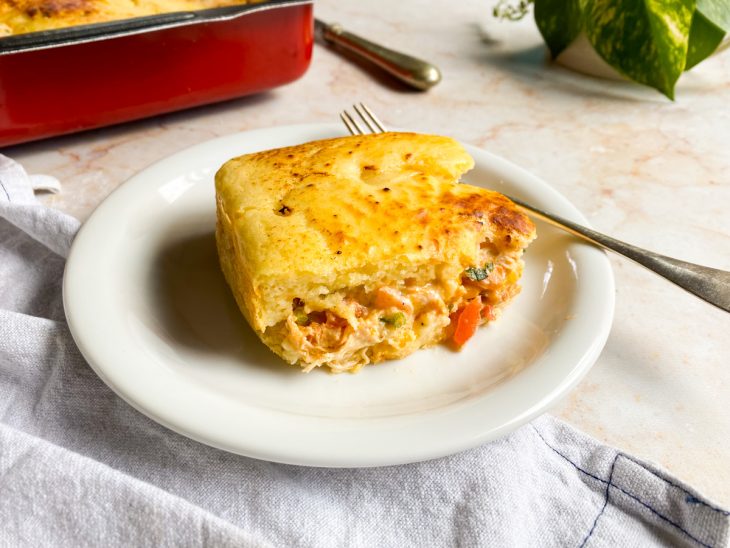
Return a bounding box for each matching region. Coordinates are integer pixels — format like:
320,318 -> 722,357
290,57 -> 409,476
63,123 -> 615,467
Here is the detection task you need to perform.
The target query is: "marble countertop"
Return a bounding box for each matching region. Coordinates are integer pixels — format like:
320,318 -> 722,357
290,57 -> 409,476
7,0 -> 730,505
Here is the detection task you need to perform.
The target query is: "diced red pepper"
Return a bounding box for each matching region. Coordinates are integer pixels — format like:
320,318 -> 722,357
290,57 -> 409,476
451,299 -> 482,348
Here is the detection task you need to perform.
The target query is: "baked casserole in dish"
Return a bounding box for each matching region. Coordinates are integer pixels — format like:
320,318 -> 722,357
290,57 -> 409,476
0,0 -> 313,146
0,0 -> 264,35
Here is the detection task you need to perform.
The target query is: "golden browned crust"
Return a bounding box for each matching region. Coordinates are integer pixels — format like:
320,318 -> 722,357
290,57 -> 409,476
8,0 -> 94,18
215,132 -> 537,372
0,0 -> 253,36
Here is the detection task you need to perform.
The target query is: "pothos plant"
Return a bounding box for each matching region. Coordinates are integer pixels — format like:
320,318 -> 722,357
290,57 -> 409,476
493,0 -> 730,99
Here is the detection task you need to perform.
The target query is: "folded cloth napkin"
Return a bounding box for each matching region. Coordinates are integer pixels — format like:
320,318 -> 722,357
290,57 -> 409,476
0,154 -> 728,548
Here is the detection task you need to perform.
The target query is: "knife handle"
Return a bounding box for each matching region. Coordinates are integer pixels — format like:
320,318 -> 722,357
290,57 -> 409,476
319,22 -> 441,91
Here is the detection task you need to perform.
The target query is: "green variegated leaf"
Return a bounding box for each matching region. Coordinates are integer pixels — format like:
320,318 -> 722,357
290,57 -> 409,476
697,0 -> 730,31
686,9 -> 726,69
583,0 -> 694,99
505,0 -> 730,95
535,0 -> 583,57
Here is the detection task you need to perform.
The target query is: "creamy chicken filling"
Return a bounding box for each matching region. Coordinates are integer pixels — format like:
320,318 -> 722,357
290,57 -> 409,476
279,251 -> 522,371
280,285 -> 447,372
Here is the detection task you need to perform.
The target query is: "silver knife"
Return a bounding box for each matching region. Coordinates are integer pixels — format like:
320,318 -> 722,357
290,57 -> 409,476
314,18 -> 442,91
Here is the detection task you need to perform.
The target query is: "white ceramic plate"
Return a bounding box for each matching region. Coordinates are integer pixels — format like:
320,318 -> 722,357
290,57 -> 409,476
64,124 -> 614,467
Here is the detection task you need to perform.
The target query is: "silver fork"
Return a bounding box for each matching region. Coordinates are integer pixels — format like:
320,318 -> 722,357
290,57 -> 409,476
341,103 -> 730,313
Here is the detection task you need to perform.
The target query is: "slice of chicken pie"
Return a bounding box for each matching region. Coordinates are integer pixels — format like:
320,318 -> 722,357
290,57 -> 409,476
215,132 -> 536,373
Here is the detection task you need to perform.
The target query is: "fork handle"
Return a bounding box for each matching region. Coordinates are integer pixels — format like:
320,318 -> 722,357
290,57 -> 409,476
315,19 -> 441,91
508,196 -> 730,313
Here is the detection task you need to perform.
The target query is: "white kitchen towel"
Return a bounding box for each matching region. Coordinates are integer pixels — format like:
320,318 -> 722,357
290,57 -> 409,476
0,154 -> 728,548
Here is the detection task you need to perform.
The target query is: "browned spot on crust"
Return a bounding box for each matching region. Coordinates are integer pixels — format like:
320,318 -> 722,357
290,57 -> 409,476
489,205 -> 532,234
332,231 -> 346,246
441,193 -> 487,216
441,191 -> 533,235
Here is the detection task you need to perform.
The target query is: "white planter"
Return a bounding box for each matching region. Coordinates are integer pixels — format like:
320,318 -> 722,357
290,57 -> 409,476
554,32 -> 626,80
554,31 -> 730,80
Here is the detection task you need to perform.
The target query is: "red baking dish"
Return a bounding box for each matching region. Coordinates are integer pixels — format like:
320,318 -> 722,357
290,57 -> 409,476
0,0 -> 313,147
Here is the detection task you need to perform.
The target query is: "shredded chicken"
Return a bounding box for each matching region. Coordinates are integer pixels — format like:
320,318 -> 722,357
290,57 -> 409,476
301,311 -> 349,351
278,263 -> 514,372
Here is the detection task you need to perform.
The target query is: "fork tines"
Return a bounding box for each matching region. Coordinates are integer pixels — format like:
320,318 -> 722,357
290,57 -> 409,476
341,103 -> 388,136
